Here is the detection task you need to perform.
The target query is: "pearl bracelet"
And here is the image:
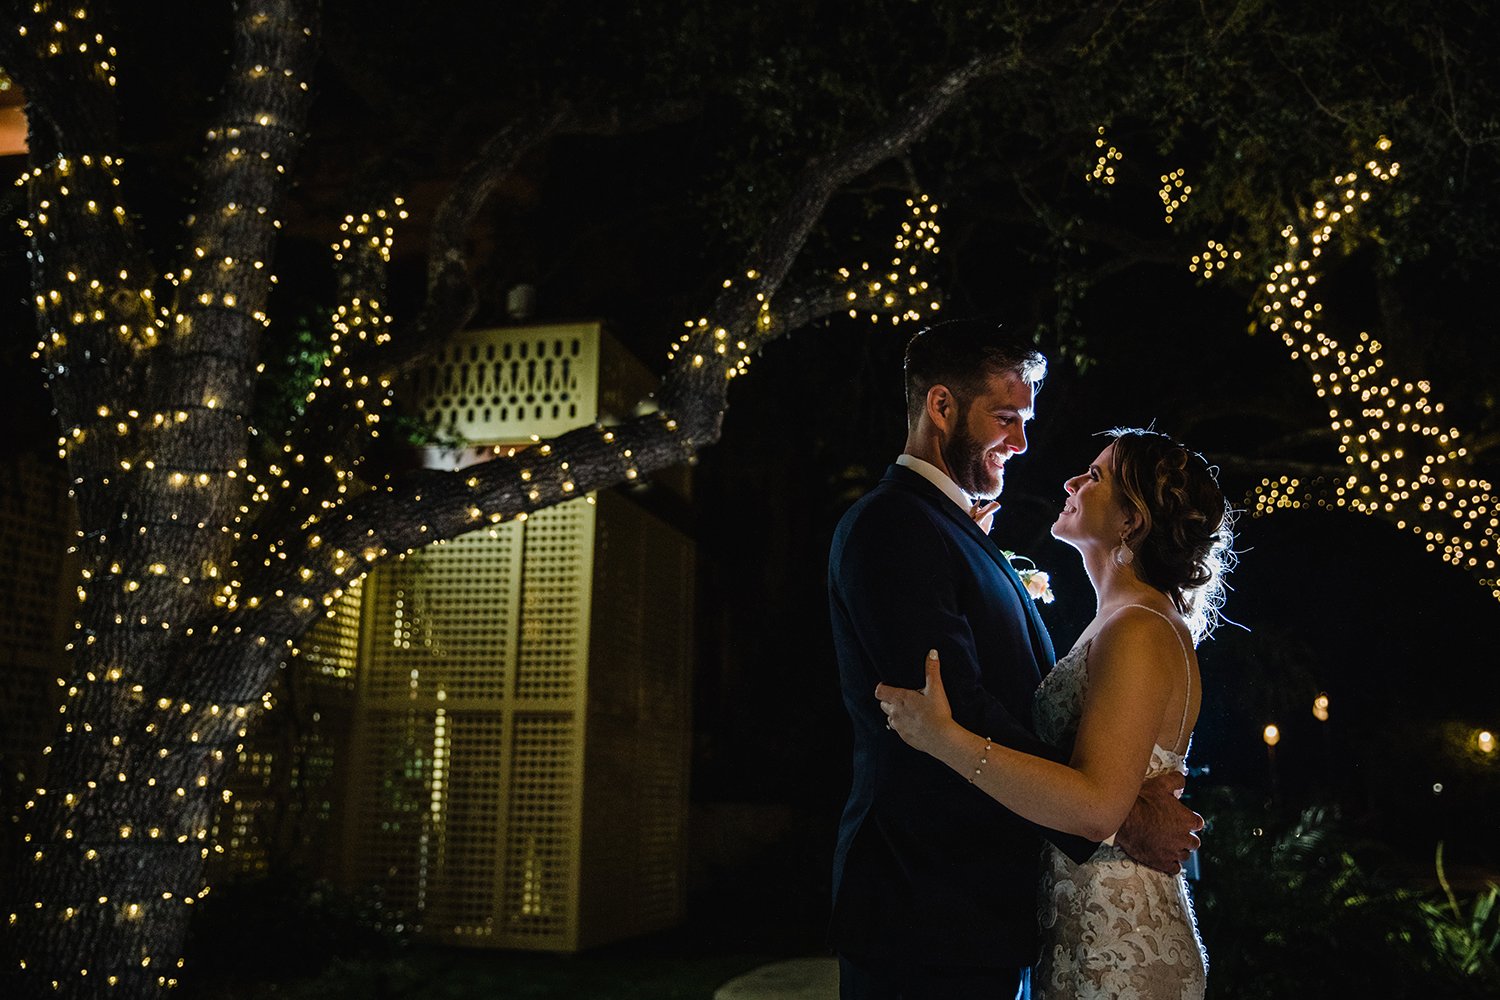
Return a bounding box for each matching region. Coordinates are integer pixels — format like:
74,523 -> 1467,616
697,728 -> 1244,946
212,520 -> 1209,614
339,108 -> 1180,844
970,738 -> 993,783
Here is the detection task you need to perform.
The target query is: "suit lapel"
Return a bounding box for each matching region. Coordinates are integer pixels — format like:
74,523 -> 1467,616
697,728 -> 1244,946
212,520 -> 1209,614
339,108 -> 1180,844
1000,543 -> 1057,668
884,466 -> 1056,668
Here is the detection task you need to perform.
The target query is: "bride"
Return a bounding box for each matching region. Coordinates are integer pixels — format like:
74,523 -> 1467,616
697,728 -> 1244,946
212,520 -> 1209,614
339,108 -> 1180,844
877,428 -> 1234,999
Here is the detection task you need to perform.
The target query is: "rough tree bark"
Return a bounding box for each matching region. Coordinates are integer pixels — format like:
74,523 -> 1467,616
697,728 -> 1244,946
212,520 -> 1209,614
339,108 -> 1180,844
0,0 -> 1118,996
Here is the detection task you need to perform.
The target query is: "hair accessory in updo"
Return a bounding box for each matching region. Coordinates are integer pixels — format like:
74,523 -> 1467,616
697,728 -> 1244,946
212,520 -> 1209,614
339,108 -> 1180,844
1106,428 -> 1236,642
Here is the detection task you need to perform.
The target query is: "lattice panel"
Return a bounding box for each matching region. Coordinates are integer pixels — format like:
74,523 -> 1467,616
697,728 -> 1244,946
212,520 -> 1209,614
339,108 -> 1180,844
407,325 -> 602,443
500,713 -> 581,945
576,492 -> 693,943
328,321 -> 693,951
298,579 -> 364,693
214,750 -> 277,877
341,708 -> 443,922
0,453 -> 74,773
589,492 -> 694,720
516,501 -> 594,704
342,708 -> 510,937
633,723 -> 688,923
421,710 -> 508,938
362,525 -> 523,705
0,455 -> 69,662
289,708 -> 349,861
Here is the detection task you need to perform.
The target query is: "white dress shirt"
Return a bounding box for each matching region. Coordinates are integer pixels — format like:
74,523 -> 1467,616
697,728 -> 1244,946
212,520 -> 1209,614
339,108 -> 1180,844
895,453 -> 994,532
896,453 -> 1115,845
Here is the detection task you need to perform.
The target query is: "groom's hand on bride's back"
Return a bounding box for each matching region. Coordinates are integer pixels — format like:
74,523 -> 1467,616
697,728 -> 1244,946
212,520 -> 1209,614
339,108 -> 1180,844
1114,771 -> 1205,875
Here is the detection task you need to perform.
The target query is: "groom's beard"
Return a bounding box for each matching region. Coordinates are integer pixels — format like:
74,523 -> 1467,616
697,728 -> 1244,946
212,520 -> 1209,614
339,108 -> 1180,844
944,416 -> 1003,500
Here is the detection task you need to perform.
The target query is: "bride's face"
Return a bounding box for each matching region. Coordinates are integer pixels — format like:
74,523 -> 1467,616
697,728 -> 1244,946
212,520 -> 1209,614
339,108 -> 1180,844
1051,443 -> 1128,550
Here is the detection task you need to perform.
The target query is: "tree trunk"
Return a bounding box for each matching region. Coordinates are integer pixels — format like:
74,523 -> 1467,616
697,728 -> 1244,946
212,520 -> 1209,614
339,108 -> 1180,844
7,645 -> 271,998
0,0 -> 1094,993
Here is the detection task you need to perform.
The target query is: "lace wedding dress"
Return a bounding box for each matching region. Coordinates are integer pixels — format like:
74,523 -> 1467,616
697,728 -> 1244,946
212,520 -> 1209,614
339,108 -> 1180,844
1031,606 -> 1208,999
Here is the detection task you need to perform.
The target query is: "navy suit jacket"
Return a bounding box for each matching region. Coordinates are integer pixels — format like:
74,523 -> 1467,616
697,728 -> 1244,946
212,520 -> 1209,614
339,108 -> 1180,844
828,463 -> 1095,971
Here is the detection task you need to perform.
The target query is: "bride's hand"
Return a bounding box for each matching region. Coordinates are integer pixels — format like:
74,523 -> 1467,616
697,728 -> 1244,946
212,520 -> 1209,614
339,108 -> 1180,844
874,649 -> 957,755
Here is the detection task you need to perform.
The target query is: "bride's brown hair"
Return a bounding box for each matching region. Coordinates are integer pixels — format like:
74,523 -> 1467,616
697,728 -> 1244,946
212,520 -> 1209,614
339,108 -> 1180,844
1108,428 -> 1236,643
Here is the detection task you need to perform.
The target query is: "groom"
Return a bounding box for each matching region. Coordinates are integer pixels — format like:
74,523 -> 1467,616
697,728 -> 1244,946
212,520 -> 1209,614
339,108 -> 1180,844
828,319 -> 1203,999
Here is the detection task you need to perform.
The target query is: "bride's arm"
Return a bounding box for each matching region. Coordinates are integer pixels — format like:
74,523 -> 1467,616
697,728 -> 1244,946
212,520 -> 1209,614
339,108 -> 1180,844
877,613 -> 1178,841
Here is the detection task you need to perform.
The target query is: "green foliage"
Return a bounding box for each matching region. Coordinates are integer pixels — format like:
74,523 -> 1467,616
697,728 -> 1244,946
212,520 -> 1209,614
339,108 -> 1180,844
869,0 -> 1500,390
1421,842 -> 1500,982
294,2 -> 1500,402
250,312 -> 459,457
251,315 -> 329,442
1194,786 -> 1500,998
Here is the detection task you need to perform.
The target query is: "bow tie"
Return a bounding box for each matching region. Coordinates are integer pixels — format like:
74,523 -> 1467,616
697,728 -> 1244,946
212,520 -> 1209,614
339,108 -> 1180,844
969,500 -> 999,534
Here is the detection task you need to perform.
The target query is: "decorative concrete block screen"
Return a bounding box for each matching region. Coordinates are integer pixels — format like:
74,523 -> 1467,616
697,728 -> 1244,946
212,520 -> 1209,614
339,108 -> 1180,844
212,581 -> 363,879
333,323 -> 694,951
405,321 -> 654,443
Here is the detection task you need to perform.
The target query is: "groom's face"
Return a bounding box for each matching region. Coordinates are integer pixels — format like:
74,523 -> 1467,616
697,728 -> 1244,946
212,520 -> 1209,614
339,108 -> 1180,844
942,371 -> 1035,500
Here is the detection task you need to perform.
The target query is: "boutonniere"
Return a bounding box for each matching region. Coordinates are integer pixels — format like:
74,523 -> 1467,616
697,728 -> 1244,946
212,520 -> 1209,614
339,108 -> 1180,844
1002,551 -> 1055,604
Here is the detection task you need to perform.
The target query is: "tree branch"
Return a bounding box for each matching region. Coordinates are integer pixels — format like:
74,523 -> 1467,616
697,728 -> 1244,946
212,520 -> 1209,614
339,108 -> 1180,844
201,5 -> 1139,680
281,95 -> 705,489
216,52 -> 1021,650
386,96 -> 704,379
0,1 -> 124,153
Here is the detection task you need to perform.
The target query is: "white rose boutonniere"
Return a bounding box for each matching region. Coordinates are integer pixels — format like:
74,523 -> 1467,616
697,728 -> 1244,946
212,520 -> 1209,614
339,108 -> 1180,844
1002,551 -> 1055,604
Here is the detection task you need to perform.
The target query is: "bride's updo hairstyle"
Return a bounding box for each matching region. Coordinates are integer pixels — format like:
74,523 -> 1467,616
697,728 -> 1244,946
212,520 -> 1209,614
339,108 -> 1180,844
1108,428 -> 1236,643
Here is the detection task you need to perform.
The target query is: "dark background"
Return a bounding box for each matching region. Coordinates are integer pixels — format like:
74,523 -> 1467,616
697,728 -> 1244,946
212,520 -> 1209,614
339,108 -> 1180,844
4,0 -> 1499,975
685,264 -> 1500,922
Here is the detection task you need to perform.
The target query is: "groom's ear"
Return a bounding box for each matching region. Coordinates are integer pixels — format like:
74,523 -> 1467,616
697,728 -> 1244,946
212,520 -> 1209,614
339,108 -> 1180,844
925,384 -> 956,431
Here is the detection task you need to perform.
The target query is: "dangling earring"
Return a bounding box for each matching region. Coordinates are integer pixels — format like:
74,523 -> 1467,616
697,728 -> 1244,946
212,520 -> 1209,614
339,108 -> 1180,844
1113,542 -> 1134,567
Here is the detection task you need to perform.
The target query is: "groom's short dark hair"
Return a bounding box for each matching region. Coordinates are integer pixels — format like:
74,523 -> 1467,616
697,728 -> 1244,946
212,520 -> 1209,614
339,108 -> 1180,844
903,319 -> 1047,424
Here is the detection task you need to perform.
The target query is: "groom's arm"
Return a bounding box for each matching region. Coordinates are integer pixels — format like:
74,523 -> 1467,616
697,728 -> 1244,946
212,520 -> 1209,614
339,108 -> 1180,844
837,504 -> 1099,864
836,501 -> 1047,754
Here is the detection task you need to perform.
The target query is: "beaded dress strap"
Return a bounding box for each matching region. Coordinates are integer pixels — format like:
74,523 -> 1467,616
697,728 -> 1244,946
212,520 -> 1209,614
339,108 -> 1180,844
1099,603 -> 1193,751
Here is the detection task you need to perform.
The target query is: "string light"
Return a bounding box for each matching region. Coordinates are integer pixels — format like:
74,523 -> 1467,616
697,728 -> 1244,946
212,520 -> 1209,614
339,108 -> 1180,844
1249,137 -> 1500,603
6,1 -> 330,992
667,195 -> 941,381
1086,125 -> 1122,184
837,194 -> 943,328
1158,168 -> 1189,223
1188,239 -> 1239,279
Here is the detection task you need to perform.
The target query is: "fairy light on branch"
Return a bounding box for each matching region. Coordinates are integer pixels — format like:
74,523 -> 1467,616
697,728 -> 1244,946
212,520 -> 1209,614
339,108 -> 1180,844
1188,240 -> 1238,279
1086,125 -> 1122,184
247,197 -> 406,563
18,2 -> 118,85
1158,168 -> 1189,223
315,203 -> 402,423
1249,136 -> 1500,602
15,153 -> 150,359
667,195 -> 942,382
839,194 -> 943,328
6,2 -> 337,991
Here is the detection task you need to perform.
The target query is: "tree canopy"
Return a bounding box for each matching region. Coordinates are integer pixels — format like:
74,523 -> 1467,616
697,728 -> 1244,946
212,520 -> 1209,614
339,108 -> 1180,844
3,2 -> 1499,998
